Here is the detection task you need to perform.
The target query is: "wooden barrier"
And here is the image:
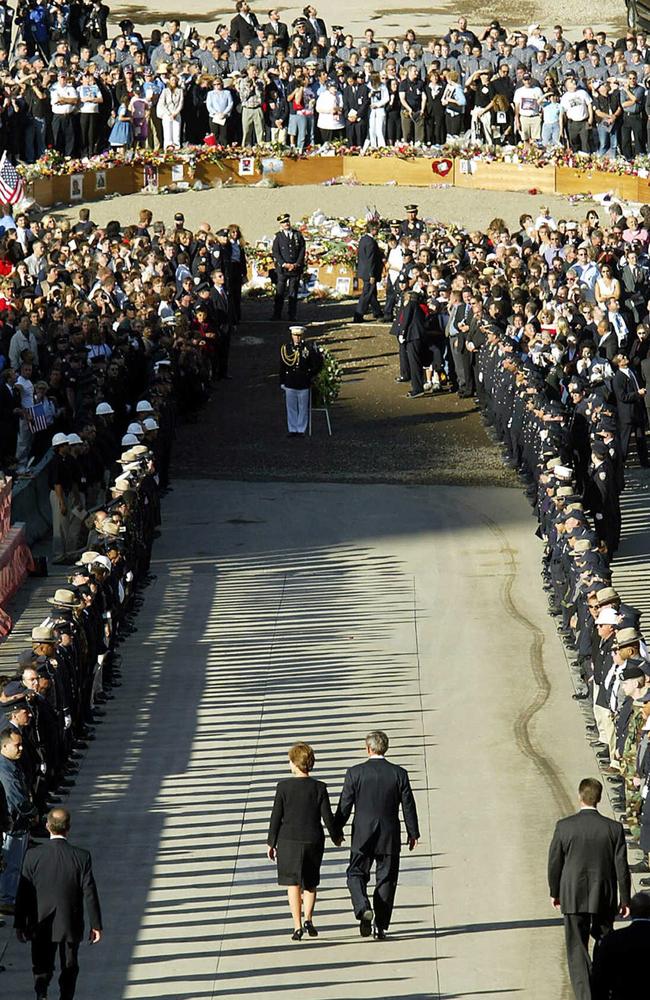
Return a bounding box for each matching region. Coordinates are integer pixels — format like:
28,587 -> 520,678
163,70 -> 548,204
453,159 -> 557,194
26,154 -> 650,209
555,166 -> 641,202
341,156 -> 449,186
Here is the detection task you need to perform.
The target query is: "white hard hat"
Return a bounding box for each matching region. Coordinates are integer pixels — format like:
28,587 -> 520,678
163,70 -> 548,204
143,417 -> 159,431
136,400 -> 154,413
121,433 -> 140,446
52,432 -> 68,448
93,555 -> 112,571
126,422 -> 144,437
66,433 -> 83,445
95,402 -> 114,416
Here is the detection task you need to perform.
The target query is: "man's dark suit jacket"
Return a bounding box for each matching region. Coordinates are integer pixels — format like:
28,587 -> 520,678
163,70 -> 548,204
356,234 -> 384,281
612,368 -> 646,425
335,756 -> 420,856
262,20 -> 290,47
547,809 -> 631,916
230,12 -> 260,48
591,920 -> 650,999
15,838 -> 102,943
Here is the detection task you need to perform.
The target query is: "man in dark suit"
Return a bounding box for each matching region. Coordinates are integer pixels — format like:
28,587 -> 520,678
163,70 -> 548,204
591,891 -> 650,999
263,8 -> 290,48
230,0 -> 261,49
342,71 -> 370,146
611,352 -> 649,467
547,777 -> 631,1000
619,249 -> 648,325
15,807 -> 102,1000
354,221 -> 384,323
335,730 -> 419,939
302,4 -> 327,44
208,268 -> 234,380
271,212 -> 306,321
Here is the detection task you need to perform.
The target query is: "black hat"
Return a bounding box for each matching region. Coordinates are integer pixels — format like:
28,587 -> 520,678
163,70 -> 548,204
591,441 -> 609,459
405,204 -> 418,212
277,213 -> 290,223
621,663 -> 646,681
2,695 -> 30,715
3,680 -> 27,699
390,219 -> 401,226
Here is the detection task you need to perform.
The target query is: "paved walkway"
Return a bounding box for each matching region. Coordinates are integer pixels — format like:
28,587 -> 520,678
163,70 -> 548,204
0,482 -> 605,999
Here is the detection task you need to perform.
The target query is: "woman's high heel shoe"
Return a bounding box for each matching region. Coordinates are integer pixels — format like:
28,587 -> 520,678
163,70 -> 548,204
291,928 -> 303,941
303,920 -> 318,937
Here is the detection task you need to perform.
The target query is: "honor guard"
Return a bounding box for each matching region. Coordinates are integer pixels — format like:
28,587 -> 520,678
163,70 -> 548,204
272,213 -> 306,321
279,325 -> 323,437
399,204 -> 425,239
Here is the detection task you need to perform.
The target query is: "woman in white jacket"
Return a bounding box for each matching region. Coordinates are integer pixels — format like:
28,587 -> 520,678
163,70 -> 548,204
367,72 -> 389,147
315,82 -> 344,144
157,75 -> 184,148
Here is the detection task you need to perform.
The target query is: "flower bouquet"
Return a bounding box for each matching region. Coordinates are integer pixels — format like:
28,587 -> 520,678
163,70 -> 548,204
312,347 -> 342,408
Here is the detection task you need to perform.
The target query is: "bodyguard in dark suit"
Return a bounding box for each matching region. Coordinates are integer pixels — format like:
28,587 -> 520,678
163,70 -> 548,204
335,730 -> 419,939
15,808 -> 102,1000
547,778 -> 631,1000
611,353 -> 649,466
591,891 -> 650,999
230,0 -> 261,48
263,11 -> 290,48
272,213 -> 306,321
354,222 -> 384,323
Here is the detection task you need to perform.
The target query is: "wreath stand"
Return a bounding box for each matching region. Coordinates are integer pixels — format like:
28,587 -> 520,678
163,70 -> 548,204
309,389 -> 332,436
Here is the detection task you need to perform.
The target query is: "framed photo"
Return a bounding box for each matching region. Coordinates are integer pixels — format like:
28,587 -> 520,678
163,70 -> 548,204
336,276 -> 351,295
95,170 -> 106,191
238,156 -> 255,176
143,165 -> 158,191
171,163 -> 184,182
70,174 -> 83,200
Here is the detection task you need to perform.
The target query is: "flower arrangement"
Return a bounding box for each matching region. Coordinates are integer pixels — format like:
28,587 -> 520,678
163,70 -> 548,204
312,346 -> 342,407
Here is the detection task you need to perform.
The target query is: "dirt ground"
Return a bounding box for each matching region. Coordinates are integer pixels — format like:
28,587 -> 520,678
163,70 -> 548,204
172,296 -> 517,487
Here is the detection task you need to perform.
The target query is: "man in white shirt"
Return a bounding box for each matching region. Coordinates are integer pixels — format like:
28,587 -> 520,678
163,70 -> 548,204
50,69 -> 79,156
559,75 -> 593,151
514,72 -> 543,139
9,318 -> 38,371
15,359 -> 34,469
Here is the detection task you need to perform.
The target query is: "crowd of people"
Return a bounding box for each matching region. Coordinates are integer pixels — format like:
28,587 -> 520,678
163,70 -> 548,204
0,6 -> 650,158
0,206 -> 246,486
353,199 -> 650,881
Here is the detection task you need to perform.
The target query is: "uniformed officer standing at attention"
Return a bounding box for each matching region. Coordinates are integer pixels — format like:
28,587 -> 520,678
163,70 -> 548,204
279,326 -> 323,437
354,221 -> 384,324
272,213 -> 306,322
399,204 -> 425,239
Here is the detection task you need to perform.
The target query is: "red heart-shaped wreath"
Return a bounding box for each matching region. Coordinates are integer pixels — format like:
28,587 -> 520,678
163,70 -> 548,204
432,158 -> 453,177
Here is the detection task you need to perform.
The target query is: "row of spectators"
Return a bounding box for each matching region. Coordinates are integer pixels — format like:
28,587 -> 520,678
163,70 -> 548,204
372,203 -> 650,870
3,7 -> 650,157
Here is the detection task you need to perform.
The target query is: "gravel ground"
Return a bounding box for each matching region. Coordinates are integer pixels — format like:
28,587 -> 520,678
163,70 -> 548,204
172,297 -> 518,487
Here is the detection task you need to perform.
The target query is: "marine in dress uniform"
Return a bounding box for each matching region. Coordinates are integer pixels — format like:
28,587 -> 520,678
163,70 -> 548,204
279,326 -> 323,436
272,214 -> 306,321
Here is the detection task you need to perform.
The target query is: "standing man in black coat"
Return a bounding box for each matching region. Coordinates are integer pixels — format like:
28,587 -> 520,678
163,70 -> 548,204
611,352 -> 649,467
15,807 -> 102,1000
230,0 -> 261,48
591,891 -> 650,999
547,777 -> 631,1000
343,71 -> 370,146
263,9 -> 290,48
354,221 -> 384,323
402,293 -> 428,398
334,730 -> 419,939
271,213 -> 306,321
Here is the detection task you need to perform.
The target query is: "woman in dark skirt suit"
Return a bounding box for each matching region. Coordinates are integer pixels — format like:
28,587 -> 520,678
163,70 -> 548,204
267,742 -> 341,940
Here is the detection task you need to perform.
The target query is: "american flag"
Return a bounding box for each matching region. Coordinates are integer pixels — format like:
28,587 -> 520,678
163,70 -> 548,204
27,402 -> 48,432
0,152 -> 25,205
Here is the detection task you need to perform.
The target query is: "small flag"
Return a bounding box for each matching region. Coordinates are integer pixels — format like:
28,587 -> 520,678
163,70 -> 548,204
27,402 -> 48,432
0,151 -> 25,205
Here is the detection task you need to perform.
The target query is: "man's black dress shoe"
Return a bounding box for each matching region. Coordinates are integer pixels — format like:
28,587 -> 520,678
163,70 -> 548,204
359,908 -> 373,937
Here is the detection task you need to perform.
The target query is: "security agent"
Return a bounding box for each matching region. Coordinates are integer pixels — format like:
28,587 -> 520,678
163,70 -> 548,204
399,204 -> 425,239
271,213 -> 306,321
354,221 -> 384,323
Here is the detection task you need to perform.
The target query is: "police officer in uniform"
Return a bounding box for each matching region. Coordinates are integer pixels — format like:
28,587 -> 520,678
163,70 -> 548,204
399,204 -> 425,240
272,213 -> 306,321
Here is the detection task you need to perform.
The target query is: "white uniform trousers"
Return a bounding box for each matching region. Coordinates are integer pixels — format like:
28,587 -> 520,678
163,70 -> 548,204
284,387 -> 310,434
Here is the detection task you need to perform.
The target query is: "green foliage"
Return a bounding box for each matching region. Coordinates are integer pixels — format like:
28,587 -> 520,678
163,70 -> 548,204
312,347 -> 342,407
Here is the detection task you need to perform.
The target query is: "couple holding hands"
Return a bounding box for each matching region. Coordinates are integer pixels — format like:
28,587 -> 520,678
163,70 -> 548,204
266,730 -> 420,941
